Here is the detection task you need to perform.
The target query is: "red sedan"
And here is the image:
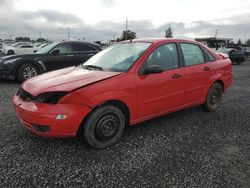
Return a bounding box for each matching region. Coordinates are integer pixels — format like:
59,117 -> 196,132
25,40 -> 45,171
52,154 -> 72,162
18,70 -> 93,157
13,39 -> 233,149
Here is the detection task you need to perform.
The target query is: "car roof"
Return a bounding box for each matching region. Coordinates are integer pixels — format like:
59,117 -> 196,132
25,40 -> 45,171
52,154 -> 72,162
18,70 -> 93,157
58,41 -> 101,49
59,40 -> 97,45
124,38 -> 199,44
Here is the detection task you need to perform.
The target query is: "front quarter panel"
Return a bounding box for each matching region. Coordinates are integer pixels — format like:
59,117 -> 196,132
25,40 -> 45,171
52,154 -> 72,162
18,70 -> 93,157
60,73 -> 138,123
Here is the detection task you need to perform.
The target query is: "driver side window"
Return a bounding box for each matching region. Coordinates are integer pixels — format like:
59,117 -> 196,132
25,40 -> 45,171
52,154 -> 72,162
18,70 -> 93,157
53,44 -> 71,54
146,43 -> 179,70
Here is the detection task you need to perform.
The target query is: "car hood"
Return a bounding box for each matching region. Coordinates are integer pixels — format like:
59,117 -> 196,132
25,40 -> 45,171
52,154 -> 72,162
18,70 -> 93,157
22,66 -> 122,96
0,53 -> 46,61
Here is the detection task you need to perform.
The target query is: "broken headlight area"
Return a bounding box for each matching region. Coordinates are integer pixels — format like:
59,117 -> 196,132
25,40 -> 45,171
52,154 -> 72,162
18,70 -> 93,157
36,92 -> 69,104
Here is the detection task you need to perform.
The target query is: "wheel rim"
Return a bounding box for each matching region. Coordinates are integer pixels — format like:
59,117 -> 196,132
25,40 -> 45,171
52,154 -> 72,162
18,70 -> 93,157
95,112 -> 121,141
23,66 -> 38,80
209,87 -> 221,106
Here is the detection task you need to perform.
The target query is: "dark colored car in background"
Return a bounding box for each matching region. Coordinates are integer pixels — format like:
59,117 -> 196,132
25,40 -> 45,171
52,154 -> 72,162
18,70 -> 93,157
0,41 -> 101,82
217,46 -> 246,65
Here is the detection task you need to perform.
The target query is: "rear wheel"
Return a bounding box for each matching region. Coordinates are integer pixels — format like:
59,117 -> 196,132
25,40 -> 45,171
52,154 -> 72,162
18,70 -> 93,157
201,83 -> 223,112
16,63 -> 39,82
83,105 -> 125,149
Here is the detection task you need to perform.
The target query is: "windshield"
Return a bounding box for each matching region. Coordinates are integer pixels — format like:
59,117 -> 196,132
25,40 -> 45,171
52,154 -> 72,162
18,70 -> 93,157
35,43 -> 58,54
83,42 -> 151,72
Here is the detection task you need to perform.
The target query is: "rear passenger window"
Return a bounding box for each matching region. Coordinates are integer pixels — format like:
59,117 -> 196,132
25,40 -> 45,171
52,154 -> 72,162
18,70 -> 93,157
54,44 -> 71,54
146,43 -> 179,70
72,43 -> 96,52
180,43 -> 205,66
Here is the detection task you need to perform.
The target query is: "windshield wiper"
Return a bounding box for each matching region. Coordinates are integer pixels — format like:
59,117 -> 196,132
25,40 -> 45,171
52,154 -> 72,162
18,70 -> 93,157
83,65 -> 103,71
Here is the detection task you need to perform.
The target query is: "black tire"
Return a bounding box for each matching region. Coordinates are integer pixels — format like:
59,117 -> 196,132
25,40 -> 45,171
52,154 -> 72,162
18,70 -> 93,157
7,50 -> 14,55
83,105 -> 125,149
201,83 -> 223,112
16,63 -> 39,82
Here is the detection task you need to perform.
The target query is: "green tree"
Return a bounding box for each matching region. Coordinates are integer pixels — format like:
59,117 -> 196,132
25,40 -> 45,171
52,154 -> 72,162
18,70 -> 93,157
116,30 -> 136,41
246,39 -> 250,47
15,36 -> 31,42
165,27 -> 173,38
36,38 -> 47,43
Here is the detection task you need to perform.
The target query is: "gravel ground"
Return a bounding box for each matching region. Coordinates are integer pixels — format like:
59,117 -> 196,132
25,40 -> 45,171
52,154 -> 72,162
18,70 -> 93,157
0,60 -> 250,188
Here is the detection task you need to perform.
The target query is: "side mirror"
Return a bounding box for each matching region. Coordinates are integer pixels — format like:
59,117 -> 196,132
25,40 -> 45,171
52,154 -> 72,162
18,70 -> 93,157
51,49 -> 60,55
33,50 -> 37,53
143,65 -> 163,75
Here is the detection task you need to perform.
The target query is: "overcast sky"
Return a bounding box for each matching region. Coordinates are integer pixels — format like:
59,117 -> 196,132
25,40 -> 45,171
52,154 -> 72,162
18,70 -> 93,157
0,0 -> 250,42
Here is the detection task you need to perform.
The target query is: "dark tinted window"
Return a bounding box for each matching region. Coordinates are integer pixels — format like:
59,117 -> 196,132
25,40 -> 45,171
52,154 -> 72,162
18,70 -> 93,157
180,43 -> 205,66
20,45 -> 33,48
146,43 -> 179,70
53,43 -> 71,54
72,43 -> 96,52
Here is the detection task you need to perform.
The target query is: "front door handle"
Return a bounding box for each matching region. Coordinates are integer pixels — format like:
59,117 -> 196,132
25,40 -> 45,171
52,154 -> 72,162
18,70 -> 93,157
203,66 -> 210,71
172,73 -> 182,79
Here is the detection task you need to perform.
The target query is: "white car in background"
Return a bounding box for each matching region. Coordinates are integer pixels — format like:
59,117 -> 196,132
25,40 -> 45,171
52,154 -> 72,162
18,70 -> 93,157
2,42 -> 30,55
3,43 -> 38,55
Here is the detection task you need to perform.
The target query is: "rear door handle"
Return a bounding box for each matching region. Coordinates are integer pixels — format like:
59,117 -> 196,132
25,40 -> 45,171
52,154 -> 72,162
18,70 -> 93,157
203,66 -> 210,71
172,73 -> 182,79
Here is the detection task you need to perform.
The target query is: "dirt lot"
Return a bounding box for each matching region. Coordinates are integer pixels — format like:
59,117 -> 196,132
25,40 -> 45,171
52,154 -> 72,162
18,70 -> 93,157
0,60 -> 249,188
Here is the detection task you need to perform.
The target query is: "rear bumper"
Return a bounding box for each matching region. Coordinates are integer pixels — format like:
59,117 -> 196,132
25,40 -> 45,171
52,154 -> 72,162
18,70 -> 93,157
13,95 -> 92,137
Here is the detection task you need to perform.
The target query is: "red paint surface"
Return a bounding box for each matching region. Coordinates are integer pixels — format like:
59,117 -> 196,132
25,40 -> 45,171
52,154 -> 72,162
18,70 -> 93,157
13,39 -> 233,137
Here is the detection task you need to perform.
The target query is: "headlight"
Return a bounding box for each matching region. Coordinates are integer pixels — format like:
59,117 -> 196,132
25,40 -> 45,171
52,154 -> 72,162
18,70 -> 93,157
2,58 -> 21,64
36,92 -> 69,104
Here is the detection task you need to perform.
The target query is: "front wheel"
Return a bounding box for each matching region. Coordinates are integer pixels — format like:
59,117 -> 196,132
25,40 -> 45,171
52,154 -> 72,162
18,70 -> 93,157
201,83 -> 223,112
83,105 -> 126,149
16,63 -> 39,82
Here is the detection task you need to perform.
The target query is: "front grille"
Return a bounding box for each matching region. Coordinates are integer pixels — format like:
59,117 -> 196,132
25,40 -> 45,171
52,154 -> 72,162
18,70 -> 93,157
16,87 -> 35,102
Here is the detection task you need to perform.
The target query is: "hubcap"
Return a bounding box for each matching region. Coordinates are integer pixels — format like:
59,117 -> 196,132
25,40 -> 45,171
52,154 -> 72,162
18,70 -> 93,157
23,66 -> 38,80
210,88 -> 221,105
95,113 -> 120,141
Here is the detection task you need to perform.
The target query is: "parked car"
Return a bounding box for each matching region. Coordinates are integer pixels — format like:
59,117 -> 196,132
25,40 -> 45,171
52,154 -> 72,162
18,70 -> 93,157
13,39 -> 233,149
0,41 -> 101,82
33,43 -> 48,52
217,46 -> 246,64
34,43 -> 48,49
2,42 -> 32,55
7,44 -> 38,55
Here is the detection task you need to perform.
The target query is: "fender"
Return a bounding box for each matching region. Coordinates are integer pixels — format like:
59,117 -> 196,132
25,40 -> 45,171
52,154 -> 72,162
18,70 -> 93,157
86,90 -> 137,123
12,60 -> 45,76
206,72 -> 224,94
63,90 -> 138,123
